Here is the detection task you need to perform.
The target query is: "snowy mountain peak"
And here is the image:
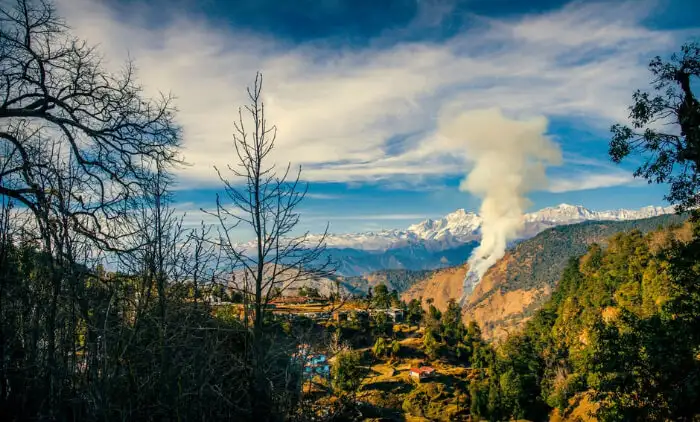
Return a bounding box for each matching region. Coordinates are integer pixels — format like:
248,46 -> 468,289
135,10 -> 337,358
407,208 -> 481,241
445,208 -> 469,218
526,203 -> 595,222
445,208 -> 479,222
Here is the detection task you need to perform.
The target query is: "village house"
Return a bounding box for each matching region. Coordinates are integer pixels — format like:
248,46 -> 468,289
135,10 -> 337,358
409,366 -> 436,382
368,308 -> 405,322
386,308 -> 404,322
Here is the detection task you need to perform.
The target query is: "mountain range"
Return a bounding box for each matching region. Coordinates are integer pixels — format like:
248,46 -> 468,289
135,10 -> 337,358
401,212 -> 690,342
317,204 -> 675,276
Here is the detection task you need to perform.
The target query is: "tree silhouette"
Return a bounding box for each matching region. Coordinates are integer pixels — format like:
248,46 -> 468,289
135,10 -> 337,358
610,42 -> 699,212
211,72 -> 335,419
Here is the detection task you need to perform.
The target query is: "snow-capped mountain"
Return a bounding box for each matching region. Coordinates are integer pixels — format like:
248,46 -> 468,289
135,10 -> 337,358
407,208 -> 482,241
524,203 -> 674,223
317,203 -> 676,252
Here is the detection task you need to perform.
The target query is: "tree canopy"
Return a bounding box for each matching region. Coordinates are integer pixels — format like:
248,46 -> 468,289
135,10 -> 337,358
610,41 -> 700,212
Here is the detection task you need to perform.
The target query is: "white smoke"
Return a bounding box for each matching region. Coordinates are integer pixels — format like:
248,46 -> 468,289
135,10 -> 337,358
439,108 -> 562,304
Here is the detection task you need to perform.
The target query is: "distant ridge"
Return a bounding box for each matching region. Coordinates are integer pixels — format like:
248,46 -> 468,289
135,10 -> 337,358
313,204 -> 677,276
308,203 -> 676,252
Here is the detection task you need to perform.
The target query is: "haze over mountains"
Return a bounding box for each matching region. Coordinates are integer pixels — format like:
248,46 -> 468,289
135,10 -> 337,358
314,203 -> 675,276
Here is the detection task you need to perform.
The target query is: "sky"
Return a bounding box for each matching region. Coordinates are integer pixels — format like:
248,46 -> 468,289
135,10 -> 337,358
53,0 -> 700,236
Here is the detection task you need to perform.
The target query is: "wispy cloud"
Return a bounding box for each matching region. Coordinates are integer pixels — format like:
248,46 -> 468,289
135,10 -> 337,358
304,193 -> 342,200
547,171 -> 635,193
54,0 -> 686,188
306,213 -> 429,221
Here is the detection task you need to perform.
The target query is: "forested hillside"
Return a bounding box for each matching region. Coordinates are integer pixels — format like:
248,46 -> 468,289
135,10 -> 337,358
501,213 -> 689,293
470,223 -> 700,421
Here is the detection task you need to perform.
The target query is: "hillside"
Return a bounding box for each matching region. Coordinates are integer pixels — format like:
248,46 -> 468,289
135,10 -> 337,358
488,222 -> 700,421
325,241 -> 477,277
339,268 -> 438,296
402,213 -> 689,341
401,265 -> 469,314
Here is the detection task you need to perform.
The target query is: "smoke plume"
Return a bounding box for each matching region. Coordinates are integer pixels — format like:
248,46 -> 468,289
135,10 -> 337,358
439,108 -> 562,304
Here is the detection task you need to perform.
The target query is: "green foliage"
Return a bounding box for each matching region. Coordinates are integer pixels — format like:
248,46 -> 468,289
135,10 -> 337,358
418,297 -> 496,369
406,298 -> 424,327
372,283 -> 391,309
442,299 -> 464,342
371,310 -> 392,337
498,213 -> 687,306
609,42 -> 700,211
487,378 -> 501,420
331,350 -> 365,393
390,339 -> 401,357
373,337 -> 387,357
469,378 -> 490,419
423,328 -> 441,361
401,383 -> 462,420
483,223 -> 700,421
371,336 -> 401,360
428,303 -> 442,323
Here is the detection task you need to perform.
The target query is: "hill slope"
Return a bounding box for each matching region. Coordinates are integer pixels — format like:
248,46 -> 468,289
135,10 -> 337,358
402,213 -> 688,341
325,241 -> 477,277
338,268 -> 437,296
489,222 -> 700,421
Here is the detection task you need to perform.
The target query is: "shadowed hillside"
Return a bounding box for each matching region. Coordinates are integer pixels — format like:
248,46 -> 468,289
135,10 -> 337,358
325,241 -> 478,277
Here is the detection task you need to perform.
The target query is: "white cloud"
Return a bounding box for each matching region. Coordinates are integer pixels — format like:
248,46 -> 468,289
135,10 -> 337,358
304,193 -> 342,200
308,213 -> 429,221
53,0 -> 683,186
548,171 -> 635,193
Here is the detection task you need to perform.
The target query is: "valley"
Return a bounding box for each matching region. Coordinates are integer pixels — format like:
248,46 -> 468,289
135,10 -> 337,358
3,3 -> 697,420
283,217 -> 700,421
312,211 -> 689,343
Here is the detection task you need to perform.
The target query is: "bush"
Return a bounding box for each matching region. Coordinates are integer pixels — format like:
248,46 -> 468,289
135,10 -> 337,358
331,350 -> 365,393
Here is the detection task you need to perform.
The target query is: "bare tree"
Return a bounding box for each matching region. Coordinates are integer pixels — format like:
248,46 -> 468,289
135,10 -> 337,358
0,1 -> 343,419
211,72 -> 334,420
0,0 -> 181,252
0,0 -> 180,417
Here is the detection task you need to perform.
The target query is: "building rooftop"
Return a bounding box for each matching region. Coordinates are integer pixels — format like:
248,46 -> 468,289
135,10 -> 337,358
409,366 -> 435,374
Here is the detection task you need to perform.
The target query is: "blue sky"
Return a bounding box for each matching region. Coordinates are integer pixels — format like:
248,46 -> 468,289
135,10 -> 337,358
56,0 -> 699,235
